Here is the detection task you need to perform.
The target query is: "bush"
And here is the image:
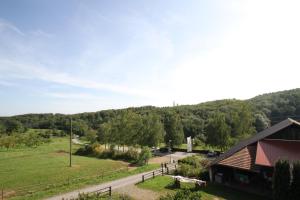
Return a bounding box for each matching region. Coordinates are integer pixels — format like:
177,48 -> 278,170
159,189 -> 201,200
273,160 -> 291,200
178,155 -> 202,168
176,155 -> 208,178
175,163 -> 201,177
75,144 -> 146,164
74,193 -> 134,200
199,169 -> 209,181
137,147 -> 152,166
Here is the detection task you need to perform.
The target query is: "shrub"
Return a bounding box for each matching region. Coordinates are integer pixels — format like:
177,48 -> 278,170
199,169 -> 209,181
273,160 -> 291,200
159,189 -> 201,200
175,163 -> 201,177
137,147 -> 152,165
178,155 -> 202,168
124,147 -> 139,161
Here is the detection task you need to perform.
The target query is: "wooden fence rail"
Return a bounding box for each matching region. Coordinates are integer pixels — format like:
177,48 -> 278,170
142,163 -> 177,182
89,186 -> 112,197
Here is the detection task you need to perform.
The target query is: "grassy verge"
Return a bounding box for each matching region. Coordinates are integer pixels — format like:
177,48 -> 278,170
0,136 -> 159,200
173,144 -> 220,151
137,176 -> 266,200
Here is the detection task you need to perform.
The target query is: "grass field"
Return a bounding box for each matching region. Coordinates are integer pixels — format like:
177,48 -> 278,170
0,135 -> 159,200
137,176 -> 266,200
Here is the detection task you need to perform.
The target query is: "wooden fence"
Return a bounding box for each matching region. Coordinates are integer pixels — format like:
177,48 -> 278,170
141,163 -> 177,182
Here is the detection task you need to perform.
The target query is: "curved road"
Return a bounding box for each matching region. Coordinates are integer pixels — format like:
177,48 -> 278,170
45,152 -> 194,200
44,170 -> 154,200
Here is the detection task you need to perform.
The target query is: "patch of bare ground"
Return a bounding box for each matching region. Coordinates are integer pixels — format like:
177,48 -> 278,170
115,184 -> 161,200
3,190 -> 16,200
50,150 -> 69,156
149,156 -> 170,164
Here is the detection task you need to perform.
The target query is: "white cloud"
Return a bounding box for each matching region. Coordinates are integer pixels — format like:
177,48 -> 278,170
0,59 -> 157,98
0,18 -> 24,35
167,0 -> 300,104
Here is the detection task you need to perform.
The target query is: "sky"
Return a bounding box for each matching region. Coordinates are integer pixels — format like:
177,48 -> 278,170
0,0 -> 300,116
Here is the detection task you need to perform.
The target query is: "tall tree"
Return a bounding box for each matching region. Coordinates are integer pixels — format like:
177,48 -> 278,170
97,122 -> 111,149
164,112 -> 184,146
140,114 -> 164,147
290,162 -> 300,200
273,160 -> 291,200
206,112 -> 231,150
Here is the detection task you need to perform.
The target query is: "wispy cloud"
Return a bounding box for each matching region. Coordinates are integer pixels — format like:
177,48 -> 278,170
0,18 -> 24,35
0,59 -> 157,98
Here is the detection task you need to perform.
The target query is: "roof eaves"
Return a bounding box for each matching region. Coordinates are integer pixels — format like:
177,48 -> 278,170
209,118 -> 299,167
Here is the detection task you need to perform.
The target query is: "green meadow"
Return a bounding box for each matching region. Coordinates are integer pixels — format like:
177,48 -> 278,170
0,136 -> 159,200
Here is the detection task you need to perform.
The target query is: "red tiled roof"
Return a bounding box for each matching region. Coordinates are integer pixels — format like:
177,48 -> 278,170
210,118 -> 300,167
219,145 -> 259,172
255,139 -> 300,167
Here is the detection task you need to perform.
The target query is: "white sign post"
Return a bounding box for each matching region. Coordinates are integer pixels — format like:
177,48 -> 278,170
187,136 -> 192,152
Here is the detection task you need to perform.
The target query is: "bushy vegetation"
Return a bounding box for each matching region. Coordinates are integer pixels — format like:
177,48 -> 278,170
290,162 -> 300,200
175,156 -> 209,179
160,189 -> 202,200
0,129 -> 53,149
273,160 -> 290,200
75,143 -> 152,165
74,193 -> 133,200
273,160 -> 300,200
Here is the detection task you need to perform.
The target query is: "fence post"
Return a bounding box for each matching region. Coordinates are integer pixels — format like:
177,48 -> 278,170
167,167 -> 169,174
109,186 -> 112,196
1,188 -> 3,200
152,171 -> 155,179
142,175 -> 145,182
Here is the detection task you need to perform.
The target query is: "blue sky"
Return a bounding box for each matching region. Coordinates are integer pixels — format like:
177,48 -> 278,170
0,0 -> 300,116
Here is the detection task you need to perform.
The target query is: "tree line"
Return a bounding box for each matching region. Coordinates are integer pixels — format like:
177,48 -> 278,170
1,88 -> 300,149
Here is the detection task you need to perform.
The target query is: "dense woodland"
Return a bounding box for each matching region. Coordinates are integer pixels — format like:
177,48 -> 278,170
1,88 -> 300,150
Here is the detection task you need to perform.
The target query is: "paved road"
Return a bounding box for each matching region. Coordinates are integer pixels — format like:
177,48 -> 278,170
44,170 -> 152,200
45,152 -> 194,200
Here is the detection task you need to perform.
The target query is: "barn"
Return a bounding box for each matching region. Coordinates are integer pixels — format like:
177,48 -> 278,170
208,118 -> 300,193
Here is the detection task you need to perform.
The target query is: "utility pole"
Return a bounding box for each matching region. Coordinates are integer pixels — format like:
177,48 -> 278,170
69,117 -> 72,167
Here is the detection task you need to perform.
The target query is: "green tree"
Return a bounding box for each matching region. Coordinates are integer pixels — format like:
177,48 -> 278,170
137,146 -> 152,165
5,119 -> 24,134
86,129 -> 98,143
72,120 -> 89,136
97,122 -> 111,149
206,112 -> 231,150
290,162 -> 300,200
140,114 -> 164,147
182,116 -> 205,138
273,160 -> 291,200
164,112 -> 184,146
254,113 -> 270,132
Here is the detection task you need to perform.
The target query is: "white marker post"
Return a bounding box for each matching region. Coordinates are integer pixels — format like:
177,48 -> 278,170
187,136 -> 192,152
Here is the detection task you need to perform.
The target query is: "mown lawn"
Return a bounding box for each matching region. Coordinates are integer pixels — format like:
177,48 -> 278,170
0,136 -> 159,200
137,176 -> 266,200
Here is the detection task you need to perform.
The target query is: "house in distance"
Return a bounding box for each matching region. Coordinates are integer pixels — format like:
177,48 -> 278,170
208,118 -> 300,192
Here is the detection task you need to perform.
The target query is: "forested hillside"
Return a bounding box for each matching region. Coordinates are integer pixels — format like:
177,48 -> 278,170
1,88 -> 300,149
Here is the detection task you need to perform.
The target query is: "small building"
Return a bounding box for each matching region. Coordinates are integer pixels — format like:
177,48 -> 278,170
208,118 -> 300,193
